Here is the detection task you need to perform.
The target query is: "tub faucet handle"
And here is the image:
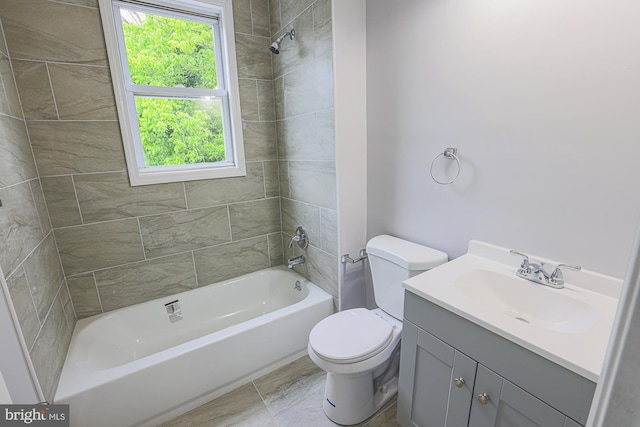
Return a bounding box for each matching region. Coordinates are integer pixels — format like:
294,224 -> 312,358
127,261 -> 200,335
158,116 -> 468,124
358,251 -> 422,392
288,226 -> 308,249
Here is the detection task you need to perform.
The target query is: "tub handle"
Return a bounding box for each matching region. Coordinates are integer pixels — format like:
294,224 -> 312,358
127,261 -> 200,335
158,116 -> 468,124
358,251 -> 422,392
288,226 -> 308,249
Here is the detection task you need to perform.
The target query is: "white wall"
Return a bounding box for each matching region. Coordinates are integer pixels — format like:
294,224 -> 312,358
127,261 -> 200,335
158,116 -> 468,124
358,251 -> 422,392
588,227 -> 640,426
333,0 -> 370,309
0,271 -> 40,403
0,370 -> 11,404
366,0 -> 640,279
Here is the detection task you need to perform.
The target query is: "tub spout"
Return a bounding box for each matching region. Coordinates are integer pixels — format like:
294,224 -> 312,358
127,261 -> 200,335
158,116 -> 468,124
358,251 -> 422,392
287,255 -> 305,269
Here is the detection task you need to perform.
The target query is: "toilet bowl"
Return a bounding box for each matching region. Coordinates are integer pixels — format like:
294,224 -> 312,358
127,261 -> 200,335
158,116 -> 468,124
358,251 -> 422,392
308,235 -> 448,425
308,308 -> 402,425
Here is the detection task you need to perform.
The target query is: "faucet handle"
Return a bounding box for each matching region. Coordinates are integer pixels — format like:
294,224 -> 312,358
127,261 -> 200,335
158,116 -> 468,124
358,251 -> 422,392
288,226 -> 308,249
510,250 -> 530,272
288,234 -> 301,248
549,263 -> 581,285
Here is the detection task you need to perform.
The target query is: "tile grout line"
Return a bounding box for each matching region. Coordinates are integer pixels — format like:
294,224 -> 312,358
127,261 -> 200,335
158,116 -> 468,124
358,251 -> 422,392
70,174 -> 85,225
47,0 -> 98,11
191,251 -> 200,287
20,263 -> 44,330
45,62 -> 61,120
262,160 -> 268,199
255,79 -> 262,121
226,204 -> 233,242
182,182 -> 189,210
38,169 -> 127,179
251,380 -> 280,426
136,217 -> 147,260
25,118 -> 118,123
8,57 -> 110,68
249,0 -> 255,35
93,272 -> 105,314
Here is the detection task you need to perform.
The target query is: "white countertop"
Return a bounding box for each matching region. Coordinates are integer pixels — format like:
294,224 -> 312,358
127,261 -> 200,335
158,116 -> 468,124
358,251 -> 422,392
403,240 -> 622,382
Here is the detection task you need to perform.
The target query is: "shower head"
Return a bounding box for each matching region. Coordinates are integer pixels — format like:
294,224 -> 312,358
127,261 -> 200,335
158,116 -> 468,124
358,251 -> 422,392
269,29 -> 295,54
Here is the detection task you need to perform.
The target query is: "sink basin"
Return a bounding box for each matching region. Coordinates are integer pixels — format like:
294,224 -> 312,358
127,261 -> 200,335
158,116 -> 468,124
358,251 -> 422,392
455,269 -> 599,333
402,240 -> 622,381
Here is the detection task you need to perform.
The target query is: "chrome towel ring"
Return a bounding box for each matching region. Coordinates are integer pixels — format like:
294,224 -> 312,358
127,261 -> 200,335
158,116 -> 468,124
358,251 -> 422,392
430,147 -> 460,185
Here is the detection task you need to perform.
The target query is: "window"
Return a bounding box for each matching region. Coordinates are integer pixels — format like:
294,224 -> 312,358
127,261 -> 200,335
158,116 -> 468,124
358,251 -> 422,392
99,0 -> 245,185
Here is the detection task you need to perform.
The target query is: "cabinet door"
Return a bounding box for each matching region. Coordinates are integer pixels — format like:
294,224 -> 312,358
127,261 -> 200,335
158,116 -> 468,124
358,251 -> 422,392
563,418 -> 583,427
398,322 -> 477,427
469,365 -> 566,427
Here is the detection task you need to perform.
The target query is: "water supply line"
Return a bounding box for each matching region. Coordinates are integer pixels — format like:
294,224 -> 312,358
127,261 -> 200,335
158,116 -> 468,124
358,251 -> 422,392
341,249 -> 368,264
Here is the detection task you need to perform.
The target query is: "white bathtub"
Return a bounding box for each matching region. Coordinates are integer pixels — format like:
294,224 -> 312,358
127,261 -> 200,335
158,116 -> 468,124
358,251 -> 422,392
54,266 -> 333,427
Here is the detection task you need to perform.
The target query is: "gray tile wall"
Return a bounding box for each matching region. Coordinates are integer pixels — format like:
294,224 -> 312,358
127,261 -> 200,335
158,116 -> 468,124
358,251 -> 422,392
270,0 -> 338,299
2,0 -> 284,323
0,13 -> 74,403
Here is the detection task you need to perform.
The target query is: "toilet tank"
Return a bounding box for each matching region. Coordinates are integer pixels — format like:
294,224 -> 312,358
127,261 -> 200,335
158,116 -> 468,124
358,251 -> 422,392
366,235 -> 448,320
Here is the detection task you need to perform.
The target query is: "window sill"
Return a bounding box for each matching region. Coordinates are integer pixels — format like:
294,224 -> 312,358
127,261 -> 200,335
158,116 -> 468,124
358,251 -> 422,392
128,162 -> 247,186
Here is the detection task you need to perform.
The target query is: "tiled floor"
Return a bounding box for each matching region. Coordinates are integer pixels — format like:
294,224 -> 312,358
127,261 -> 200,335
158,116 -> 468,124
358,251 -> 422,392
160,356 -> 401,427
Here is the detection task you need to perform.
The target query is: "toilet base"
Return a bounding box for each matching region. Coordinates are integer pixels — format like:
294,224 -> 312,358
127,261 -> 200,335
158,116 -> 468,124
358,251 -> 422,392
322,372 -> 398,425
320,350 -> 400,425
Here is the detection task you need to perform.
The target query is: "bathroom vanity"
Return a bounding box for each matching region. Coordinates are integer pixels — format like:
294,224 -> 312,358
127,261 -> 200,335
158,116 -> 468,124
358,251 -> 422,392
397,241 -> 621,427
399,292 -> 591,426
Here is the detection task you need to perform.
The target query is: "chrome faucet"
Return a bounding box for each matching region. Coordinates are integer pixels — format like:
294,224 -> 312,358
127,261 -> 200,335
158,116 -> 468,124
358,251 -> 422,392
287,227 -> 308,268
287,255 -> 306,269
510,250 -> 581,289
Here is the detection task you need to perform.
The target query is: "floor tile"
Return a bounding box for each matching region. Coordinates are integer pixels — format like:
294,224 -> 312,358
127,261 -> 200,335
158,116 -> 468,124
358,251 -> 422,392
161,356 -> 402,426
159,383 -> 277,427
254,356 -> 335,427
363,398 -> 402,427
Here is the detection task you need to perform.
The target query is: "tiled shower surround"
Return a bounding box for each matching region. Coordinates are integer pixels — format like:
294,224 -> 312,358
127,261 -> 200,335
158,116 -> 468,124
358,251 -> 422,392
0,0 -> 336,403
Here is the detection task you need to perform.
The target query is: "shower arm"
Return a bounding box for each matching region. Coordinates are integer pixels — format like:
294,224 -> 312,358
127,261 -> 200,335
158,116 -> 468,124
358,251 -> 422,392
276,29 -> 295,44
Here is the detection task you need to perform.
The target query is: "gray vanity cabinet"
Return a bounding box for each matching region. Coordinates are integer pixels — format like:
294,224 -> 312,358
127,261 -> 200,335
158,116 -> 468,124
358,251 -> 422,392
469,365 -> 566,427
398,292 -> 595,427
398,321 -> 477,426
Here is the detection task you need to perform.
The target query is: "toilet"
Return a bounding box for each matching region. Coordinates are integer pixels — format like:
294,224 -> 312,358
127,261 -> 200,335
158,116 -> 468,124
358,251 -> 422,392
308,235 -> 448,425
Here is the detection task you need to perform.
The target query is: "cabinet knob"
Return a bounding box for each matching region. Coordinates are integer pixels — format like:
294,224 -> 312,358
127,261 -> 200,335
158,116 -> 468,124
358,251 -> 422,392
478,393 -> 490,405
453,378 -> 465,388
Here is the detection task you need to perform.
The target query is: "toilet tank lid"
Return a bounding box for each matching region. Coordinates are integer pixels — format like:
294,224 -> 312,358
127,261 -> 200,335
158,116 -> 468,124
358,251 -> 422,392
366,235 -> 448,270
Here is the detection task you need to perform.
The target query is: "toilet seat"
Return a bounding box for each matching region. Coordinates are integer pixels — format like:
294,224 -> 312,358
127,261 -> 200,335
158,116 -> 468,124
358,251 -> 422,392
309,308 -> 394,364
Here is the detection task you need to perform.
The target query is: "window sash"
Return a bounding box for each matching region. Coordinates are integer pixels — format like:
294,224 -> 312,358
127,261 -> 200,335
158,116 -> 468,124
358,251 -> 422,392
126,92 -> 235,170
100,0 -> 246,185
126,85 -> 227,99
113,2 -> 225,93
114,0 -> 220,21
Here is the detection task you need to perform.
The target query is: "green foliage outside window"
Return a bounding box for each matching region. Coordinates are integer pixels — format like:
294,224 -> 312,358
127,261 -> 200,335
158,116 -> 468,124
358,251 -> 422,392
122,11 -> 226,167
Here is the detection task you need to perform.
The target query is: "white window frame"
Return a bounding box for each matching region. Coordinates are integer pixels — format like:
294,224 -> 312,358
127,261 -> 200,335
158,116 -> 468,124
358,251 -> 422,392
99,0 -> 245,186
